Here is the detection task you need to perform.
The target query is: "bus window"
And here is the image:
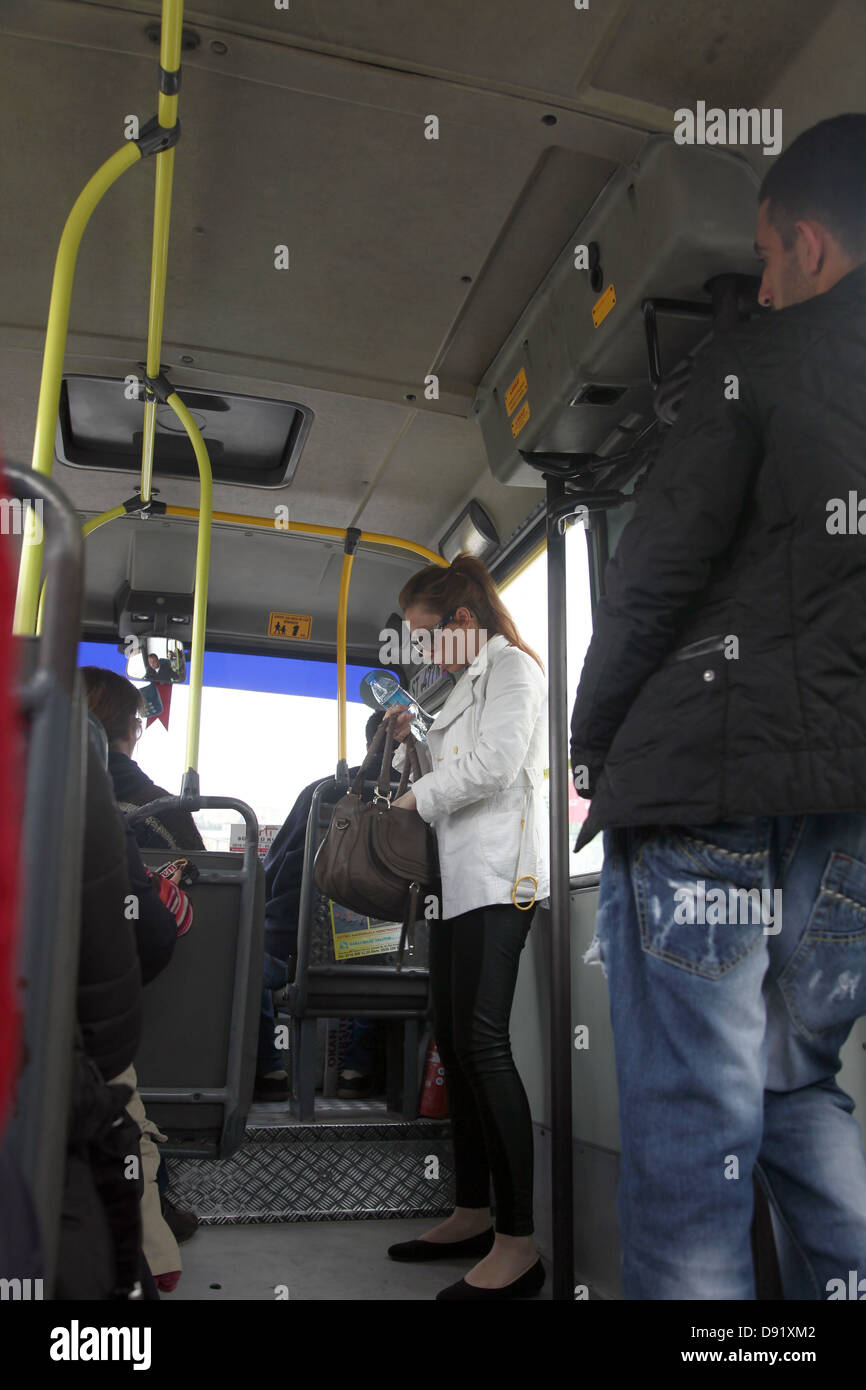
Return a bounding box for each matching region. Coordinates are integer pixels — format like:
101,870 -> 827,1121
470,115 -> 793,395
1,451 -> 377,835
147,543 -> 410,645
500,525 -> 600,878
78,643 -> 382,850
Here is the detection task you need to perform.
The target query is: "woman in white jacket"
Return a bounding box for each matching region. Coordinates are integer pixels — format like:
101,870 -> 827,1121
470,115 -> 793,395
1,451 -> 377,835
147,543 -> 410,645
384,553 -> 549,1300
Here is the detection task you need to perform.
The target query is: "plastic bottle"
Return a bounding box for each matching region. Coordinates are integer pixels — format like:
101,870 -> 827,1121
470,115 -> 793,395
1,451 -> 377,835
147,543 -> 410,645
364,673 -> 431,743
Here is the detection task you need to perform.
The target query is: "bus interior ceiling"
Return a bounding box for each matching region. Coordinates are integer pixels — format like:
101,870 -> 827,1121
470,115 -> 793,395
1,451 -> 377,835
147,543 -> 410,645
2,0 -> 863,653
4,0 -> 866,1309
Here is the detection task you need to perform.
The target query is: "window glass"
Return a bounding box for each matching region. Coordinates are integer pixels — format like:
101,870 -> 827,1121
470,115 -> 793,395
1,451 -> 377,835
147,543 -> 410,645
79,643 -> 381,850
499,524 -> 602,878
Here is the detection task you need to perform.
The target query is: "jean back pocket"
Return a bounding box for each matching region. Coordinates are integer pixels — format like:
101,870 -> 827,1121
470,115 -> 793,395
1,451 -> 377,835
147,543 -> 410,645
633,824 -> 770,979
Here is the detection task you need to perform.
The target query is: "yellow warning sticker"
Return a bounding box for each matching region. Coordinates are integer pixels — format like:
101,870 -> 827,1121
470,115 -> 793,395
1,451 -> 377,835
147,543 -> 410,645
510,401 -> 530,438
504,367 -> 528,417
268,612 -> 312,640
592,283 -> 616,327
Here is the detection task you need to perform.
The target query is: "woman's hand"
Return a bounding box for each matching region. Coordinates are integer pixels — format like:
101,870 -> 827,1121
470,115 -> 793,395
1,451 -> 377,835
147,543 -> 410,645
391,790 -> 417,812
383,705 -> 412,743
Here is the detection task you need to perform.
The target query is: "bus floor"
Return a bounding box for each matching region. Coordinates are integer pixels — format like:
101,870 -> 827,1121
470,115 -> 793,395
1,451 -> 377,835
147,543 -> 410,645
166,1219 -> 555,1300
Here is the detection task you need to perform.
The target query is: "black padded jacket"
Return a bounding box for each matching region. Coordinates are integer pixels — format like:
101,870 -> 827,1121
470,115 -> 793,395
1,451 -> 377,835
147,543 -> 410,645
78,748 -> 178,1079
78,746 -> 143,1080
571,262 -> 866,848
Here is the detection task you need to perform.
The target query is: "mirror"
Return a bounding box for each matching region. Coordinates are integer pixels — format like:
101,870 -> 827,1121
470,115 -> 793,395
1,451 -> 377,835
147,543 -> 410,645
126,637 -> 187,684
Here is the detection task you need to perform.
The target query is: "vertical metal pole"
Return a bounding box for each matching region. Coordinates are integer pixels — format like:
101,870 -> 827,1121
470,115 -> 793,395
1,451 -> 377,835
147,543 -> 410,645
164,391 -> 213,789
546,475 -> 574,1300
336,529 -> 360,780
139,0 -> 184,503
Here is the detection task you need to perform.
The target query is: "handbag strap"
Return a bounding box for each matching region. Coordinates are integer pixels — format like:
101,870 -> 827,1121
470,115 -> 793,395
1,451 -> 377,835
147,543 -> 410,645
349,718 -> 390,796
396,732 -> 424,797
349,718 -> 425,800
376,719 -> 397,799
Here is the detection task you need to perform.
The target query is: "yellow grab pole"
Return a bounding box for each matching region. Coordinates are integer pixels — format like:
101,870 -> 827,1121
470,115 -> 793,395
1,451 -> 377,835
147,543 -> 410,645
36,505 -> 128,637
164,390 -> 212,783
336,548 -> 355,767
164,510 -> 447,769
356,531 -> 447,568
35,504 -> 130,635
82,504 -> 129,538
164,506 -> 448,567
140,0 -> 184,504
13,142 -> 142,634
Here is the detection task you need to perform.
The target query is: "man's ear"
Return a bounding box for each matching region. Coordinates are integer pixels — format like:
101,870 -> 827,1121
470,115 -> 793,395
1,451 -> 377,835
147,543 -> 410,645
795,219 -> 828,276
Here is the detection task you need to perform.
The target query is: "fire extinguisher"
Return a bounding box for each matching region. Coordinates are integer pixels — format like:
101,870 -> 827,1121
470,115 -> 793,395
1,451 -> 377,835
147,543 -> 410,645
419,1036 -> 448,1118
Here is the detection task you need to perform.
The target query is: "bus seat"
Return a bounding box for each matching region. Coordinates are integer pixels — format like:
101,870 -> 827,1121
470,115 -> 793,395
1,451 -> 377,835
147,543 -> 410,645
4,465 -> 87,1295
132,797 -> 264,1160
282,777 -> 431,1121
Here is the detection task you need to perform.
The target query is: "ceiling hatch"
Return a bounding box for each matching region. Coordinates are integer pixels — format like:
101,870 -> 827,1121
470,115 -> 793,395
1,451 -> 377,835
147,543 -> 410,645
56,376 -> 313,488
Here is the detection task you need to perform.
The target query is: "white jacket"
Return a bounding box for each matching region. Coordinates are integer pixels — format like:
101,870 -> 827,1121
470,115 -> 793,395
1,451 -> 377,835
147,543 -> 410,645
399,634 -> 550,920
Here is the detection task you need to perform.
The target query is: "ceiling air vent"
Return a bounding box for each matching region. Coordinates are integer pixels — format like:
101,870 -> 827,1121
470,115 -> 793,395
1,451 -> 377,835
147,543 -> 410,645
56,376 -> 313,488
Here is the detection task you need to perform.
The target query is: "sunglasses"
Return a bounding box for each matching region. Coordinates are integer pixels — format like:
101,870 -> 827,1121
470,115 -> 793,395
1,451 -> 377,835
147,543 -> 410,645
409,608 -> 473,657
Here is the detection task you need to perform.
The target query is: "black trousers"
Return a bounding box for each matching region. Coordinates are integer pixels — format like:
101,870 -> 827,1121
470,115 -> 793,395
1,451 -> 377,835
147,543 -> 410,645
428,903 -> 536,1237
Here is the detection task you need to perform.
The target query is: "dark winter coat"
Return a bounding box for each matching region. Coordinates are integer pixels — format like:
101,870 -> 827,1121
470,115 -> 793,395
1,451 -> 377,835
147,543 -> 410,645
108,750 -> 205,853
78,746 -> 143,1080
571,262 -> 866,848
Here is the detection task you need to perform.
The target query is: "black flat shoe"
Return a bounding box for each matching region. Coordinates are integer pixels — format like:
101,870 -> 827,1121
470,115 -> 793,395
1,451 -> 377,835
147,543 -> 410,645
435,1257 -> 545,1300
387,1228 -> 495,1262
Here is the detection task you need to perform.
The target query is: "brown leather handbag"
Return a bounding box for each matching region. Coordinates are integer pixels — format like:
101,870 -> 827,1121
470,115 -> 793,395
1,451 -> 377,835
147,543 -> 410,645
313,719 -> 439,969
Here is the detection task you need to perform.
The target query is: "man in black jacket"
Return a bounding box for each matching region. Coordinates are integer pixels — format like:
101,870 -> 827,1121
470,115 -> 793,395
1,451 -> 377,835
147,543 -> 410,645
570,115 -> 866,1300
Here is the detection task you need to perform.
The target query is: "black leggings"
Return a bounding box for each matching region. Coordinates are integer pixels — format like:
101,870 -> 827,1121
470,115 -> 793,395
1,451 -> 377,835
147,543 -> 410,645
428,903 -> 536,1237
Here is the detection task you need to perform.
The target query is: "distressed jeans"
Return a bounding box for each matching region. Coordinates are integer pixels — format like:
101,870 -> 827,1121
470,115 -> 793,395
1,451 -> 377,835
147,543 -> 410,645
591,813 -> 866,1300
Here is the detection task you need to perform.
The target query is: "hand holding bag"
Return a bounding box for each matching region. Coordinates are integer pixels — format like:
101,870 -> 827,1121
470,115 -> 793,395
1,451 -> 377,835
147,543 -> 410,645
313,718 -> 439,969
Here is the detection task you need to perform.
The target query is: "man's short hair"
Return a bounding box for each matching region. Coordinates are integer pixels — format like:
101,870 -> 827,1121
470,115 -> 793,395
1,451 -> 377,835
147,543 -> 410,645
759,114 -> 866,259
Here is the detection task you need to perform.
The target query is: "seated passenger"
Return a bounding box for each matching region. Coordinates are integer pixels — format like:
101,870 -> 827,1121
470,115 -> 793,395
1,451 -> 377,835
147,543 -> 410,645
257,710 -> 390,1101
67,722 -> 188,1297
82,667 -> 205,852
84,672 -> 202,1254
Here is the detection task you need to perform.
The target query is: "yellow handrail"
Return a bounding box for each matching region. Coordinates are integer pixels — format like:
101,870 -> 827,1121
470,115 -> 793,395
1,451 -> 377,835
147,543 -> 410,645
163,507 -> 447,567
13,141 -> 142,634
82,504 -> 129,538
336,549 -> 355,765
35,503 -> 130,635
139,0 -> 183,504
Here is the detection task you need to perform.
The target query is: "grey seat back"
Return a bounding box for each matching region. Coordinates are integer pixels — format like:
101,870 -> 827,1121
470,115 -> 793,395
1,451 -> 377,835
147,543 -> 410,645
288,777 -> 430,1018
133,799 -> 264,1159
4,465 -> 86,1294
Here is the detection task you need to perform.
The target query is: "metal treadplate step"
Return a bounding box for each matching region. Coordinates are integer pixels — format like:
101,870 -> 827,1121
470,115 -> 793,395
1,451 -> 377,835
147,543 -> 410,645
166,1121 -> 455,1223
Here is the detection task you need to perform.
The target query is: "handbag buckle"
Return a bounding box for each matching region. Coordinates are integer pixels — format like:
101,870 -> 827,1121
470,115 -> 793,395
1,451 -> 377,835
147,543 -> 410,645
372,789 -> 392,807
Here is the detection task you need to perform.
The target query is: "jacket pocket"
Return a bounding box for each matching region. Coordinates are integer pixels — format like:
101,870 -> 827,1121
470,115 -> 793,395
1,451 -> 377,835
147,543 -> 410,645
632,824 -> 769,978
477,789 -> 525,883
778,851 -> 866,1038
602,648 -> 729,814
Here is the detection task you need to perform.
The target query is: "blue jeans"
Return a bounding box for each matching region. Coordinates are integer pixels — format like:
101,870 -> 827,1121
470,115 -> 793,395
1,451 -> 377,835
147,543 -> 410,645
592,813 -> 866,1300
343,1019 -> 376,1075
